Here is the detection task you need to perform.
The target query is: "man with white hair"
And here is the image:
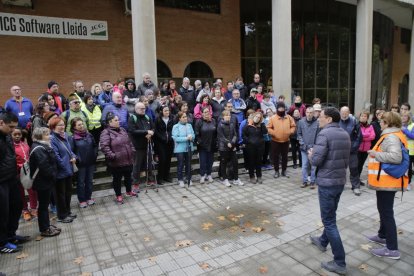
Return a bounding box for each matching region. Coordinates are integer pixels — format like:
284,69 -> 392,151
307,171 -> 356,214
194,80 -> 202,101
179,77 -> 196,113
137,73 -> 157,95
101,92 -> 129,130
4,85 -> 34,129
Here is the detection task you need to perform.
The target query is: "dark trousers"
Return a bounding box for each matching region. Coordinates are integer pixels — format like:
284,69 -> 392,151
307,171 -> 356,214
349,152 -> 360,189
199,150 -> 214,176
376,191 -> 398,250
246,145 -> 264,178
89,127 -> 103,145
157,142 -> 174,180
112,166 -> 132,196
357,151 -> 368,176
54,176 -> 72,220
37,188 -> 52,232
408,155 -> 414,183
242,147 -> 249,170
290,138 -> 302,166
76,165 -> 95,202
219,151 -> 238,180
262,140 -> 271,165
132,149 -> 146,183
318,185 -> 346,267
271,141 -> 289,172
0,180 -> 22,246
176,152 -> 191,181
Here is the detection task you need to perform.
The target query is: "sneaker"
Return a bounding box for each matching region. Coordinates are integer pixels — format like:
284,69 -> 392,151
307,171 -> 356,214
87,199 -> 96,206
200,175 -> 206,184
116,196 -> 124,205
310,235 -> 327,252
41,227 -> 60,237
30,209 -> 38,218
370,247 -> 400,260
281,171 -> 289,178
293,164 -> 297,169
163,177 -> 173,183
207,175 -> 214,183
360,181 -> 365,186
50,225 -> 61,232
23,210 -> 32,221
257,177 -> 263,184
309,183 -> 316,189
274,171 -> 280,178
0,242 -> 21,254
9,235 -> 30,245
179,181 -> 185,188
233,179 -> 244,186
57,217 -> 73,223
126,191 -> 138,197
250,177 -> 256,184
222,179 -> 231,187
321,260 -> 346,275
188,180 -> 193,186
68,212 -> 77,219
353,188 -> 361,196
132,184 -> 140,193
407,184 -> 411,191
301,182 -> 308,188
366,234 -> 386,246
79,202 -> 88,208
49,205 -> 57,214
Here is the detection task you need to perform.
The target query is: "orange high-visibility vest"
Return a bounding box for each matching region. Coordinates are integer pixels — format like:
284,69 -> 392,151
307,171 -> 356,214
367,131 -> 408,191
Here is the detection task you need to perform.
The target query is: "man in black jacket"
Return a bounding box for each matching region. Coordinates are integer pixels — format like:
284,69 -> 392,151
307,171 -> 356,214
179,77 -> 196,114
128,102 -> 155,191
0,112 -> 25,254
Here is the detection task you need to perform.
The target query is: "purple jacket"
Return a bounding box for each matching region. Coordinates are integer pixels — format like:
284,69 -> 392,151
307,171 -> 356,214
99,127 -> 135,168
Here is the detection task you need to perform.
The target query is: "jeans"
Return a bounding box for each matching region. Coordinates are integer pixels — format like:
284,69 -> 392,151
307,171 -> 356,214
111,166 -> 132,196
176,152 -> 191,181
199,150 -> 214,176
271,141 -> 289,172
37,188 -> 52,232
54,177 -> 72,220
301,150 -> 316,183
349,152 -> 360,189
76,165 -> 95,202
376,191 -> 398,250
318,185 -> 346,267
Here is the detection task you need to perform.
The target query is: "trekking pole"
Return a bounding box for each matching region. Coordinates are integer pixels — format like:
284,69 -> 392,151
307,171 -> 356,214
187,138 -> 192,188
149,138 -> 158,192
145,139 -> 150,194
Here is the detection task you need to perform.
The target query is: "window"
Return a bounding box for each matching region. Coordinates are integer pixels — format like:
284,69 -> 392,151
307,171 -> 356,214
157,60 -> 172,78
155,0 -> 220,14
183,61 -> 213,78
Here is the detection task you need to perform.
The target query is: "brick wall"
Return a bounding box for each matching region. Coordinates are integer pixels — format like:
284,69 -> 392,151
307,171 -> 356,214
0,0 -> 241,106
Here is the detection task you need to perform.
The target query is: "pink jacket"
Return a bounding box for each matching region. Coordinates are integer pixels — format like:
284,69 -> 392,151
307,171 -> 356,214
359,123 -> 375,152
194,103 -> 213,119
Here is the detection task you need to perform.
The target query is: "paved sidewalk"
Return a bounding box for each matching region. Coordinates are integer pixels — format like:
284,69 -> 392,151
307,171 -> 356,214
1,169 -> 414,276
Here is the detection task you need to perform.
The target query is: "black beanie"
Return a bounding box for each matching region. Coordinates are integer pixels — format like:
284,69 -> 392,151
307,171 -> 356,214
48,81 -> 58,89
276,102 -> 285,110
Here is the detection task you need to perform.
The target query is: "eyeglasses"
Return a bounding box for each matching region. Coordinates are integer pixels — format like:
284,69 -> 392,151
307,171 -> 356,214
73,101 -> 80,104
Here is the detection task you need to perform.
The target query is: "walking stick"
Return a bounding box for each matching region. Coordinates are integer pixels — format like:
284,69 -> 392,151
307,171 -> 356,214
187,138 -> 192,188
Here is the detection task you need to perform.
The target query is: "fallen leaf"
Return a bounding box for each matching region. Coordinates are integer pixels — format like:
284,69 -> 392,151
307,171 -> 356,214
262,220 -> 270,224
272,212 -> 281,217
226,206 -> 231,210
202,222 -> 214,230
316,221 -> 324,228
244,221 -> 253,228
116,219 -> 124,225
148,256 -> 156,263
35,236 -> 44,241
144,236 -> 151,242
360,244 -> 372,251
397,229 -> 403,235
73,256 -> 84,265
276,220 -> 285,227
228,226 -> 240,233
202,245 -> 210,251
123,233 -> 129,237
182,195 -> 188,199
50,216 -> 57,221
359,264 -> 368,271
217,216 -> 226,221
199,262 -> 210,270
80,273 -> 92,276
235,214 -> 244,218
260,210 -> 267,215
259,266 -> 268,274
16,252 -> 28,260
252,226 -> 264,233
175,240 -> 193,248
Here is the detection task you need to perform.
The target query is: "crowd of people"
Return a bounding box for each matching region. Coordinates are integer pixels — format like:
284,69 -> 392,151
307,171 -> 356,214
0,73 -> 412,273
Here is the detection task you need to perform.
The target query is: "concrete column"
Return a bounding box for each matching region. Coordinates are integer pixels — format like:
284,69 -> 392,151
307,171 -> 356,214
271,0 -> 292,106
408,14 -> 414,108
131,0 -> 157,85
354,0 -> 373,113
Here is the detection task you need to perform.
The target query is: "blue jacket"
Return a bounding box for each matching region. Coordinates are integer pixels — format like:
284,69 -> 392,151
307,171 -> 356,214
97,91 -> 113,109
310,123 -> 351,187
101,103 -> 129,130
5,97 -> 33,128
69,132 -> 97,167
172,122 -> 195,153
339,116 -> 362,153
239,119 -> 248,144
50,132 -> 76,179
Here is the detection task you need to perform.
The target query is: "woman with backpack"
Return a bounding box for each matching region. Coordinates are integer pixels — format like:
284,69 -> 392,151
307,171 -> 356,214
29,127 -> 61,237
69,118 -> 98,208
81,93 -> 102,144
402,112 -> 414,191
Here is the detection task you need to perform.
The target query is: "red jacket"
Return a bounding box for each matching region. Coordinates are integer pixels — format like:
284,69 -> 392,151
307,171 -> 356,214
287,103 -> 306,117
14,141 -> 30,172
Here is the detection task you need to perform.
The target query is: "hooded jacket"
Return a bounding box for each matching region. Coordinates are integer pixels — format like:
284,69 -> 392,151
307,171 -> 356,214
29,141 -> 57,191
217,119 -> 238,152
124,79 -> 142,113
128,113 -> 154,150
211,97 -> 227,121
0,131 -> 17,184
179,86 -> 197,113
195,118 -> 217,152
100,126 -> 135,168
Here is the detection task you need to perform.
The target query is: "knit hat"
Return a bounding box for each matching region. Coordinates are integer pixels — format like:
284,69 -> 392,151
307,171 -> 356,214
67,93 -> 78,103
313,104 -> 322,111
43,111 -> 58,123
144,89 -> 154,96
276,102 -> 285,110
48,81 -> 58,89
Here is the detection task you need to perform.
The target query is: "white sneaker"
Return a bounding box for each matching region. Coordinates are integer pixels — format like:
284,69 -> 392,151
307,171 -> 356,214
407,184 -> 412,191
233,179 -> 244,186
189,180 -> 193,186
222,179 -> 231,187
353,188 -> 361,196
207,175 -> 214,183
179,181 -> 185,188
200,175 -> 205,184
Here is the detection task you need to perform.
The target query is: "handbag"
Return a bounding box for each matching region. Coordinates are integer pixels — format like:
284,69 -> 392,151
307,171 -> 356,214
20,146 -> 43,189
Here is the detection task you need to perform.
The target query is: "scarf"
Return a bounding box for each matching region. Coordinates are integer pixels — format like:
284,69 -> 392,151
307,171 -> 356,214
48,90 -> 63,112
73,129 -> 88,140
86,104 -> 95,113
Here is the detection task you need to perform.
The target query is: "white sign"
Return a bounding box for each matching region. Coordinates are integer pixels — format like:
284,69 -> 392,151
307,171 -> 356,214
0,12 -> 108,40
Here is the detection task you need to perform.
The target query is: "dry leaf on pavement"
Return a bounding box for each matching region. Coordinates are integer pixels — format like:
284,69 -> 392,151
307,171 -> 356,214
252,227 -> 264,233
73,256 -> 84,265
262,220 -> 270,224
235,214 -> 244,218
80,273 -> 92,276
16,252 -> 28,260
276,220 -> 285,227
199,262 -> 210,270
272,212 -> 281,217
359,264 -> 368,271
148,256 -> 156,263
144,236 -> 151,242
202,222 -> 213,230
316,221 -> 324,228
259,266 -> 268,274
217,215 -> 226,221
202,245 -> 210,251
397,229 -> 403,235
175,240 -> 193,248
35,236 -> 44,241
360,244 -> 372,251
244,221 -> 253,228
226,206 -> 231,210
